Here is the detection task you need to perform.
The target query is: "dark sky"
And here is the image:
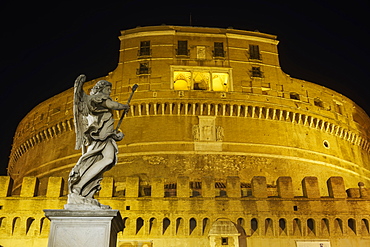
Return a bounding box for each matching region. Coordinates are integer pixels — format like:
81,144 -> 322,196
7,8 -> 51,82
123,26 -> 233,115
1,1 -> 369,175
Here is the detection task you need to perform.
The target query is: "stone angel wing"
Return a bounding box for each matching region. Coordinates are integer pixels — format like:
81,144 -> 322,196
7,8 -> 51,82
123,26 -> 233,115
73,74 -> 89,150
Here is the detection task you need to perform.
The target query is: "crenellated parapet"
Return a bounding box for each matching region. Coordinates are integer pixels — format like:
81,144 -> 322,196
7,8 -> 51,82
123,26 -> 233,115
1,175 -> 370,241
1,175 -> 369,199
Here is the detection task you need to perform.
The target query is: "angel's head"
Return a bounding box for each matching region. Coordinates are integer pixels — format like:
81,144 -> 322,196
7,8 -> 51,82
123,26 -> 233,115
90,80 -> 112,96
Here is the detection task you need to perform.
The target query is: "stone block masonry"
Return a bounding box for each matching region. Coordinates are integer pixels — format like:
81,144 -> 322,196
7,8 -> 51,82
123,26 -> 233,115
0,175 -> 370,246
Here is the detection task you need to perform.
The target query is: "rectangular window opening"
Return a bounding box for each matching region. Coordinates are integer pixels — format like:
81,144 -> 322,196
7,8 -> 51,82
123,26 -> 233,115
290,92 -> 300,100
173,69 -> 230,92
177,40 -> 189,56
214,42 -> 225,57
251,67 -> 262,77
334,102 -> 343,115
221,237 -> 228,245
249,44 -> 261,60
137,63 -> 150,75
139,40 -> 151,56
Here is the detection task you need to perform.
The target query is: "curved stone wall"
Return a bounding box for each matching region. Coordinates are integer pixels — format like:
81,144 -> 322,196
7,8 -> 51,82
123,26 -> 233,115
8,26 -> 370,194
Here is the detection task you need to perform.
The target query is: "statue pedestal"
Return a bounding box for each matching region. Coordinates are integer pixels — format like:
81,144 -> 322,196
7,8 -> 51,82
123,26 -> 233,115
44,209 -> 124,247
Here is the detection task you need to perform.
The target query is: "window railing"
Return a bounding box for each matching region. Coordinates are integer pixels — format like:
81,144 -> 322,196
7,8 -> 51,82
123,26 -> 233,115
136,67 -> 151,75
251,67 -> 263,78
137,48 -> 152,57
176,49 -> 190,56
249,53 -> 262,60
212,50 -> 226,58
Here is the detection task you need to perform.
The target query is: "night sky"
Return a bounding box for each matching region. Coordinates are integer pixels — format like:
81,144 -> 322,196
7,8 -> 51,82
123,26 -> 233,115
1,1 -> 369,175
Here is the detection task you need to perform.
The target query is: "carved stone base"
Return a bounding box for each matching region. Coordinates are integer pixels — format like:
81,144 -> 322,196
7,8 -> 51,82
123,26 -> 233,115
44,209 -> 124,247
65,193 -> 111,210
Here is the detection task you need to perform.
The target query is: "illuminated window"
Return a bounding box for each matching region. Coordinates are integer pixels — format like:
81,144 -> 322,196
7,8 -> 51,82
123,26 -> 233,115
172,66 -> 230,91
173,70 -> 229,91
193,72 -> 210,90
213,42 -> 225,57
138,40 -> 151,56
177,41 -> 189,56
173,71 -> 191,90
212,73 -> 229,91
249,44 -> 261,60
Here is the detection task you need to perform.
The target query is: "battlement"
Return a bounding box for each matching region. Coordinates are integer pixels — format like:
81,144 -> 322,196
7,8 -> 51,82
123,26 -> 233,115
1,175 -> 370,244
0,175 -> 368,199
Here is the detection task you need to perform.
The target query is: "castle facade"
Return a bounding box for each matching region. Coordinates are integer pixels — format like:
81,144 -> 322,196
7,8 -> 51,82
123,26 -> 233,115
1,26 -> 370,246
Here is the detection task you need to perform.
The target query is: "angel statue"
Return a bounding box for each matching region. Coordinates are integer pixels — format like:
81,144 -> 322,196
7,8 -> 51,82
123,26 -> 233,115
65,74 -> 136,209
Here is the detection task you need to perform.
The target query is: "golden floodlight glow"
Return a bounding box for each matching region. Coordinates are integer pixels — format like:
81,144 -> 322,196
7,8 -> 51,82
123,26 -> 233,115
4,25 -> 370,247
173,70 -> 229,91
212,73 -> 229,91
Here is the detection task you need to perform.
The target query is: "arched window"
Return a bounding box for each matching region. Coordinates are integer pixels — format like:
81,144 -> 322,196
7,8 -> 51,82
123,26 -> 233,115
279,218 -> 287,235
163,218 -> 171,235
202,218 -> 210,235
136,217 -> 144,234
265,218 -> 273,235
293,218 -> 301,236
12,217 -> 21,235
40,217 -> 50,236
189,218 -> 197,235
251,218 -> 258,235
0,217 -> 6,228
334,218 -> 343,235
348,218 -> 356,234
236,217 -> 247,238
237,218 -> 245,228
362,219 -> 370,235
321,218 -> 330,236
149,217 -> 157,235
307,218 -> 315,235
26,217 -> 35,235
176,218 -> 183,235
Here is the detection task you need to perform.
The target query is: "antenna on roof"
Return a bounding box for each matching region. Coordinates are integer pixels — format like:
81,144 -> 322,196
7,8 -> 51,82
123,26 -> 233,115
189,13 -> 192,26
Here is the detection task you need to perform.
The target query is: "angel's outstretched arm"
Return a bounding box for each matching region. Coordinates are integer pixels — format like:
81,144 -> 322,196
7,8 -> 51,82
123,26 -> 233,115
103,99 -> 130,111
